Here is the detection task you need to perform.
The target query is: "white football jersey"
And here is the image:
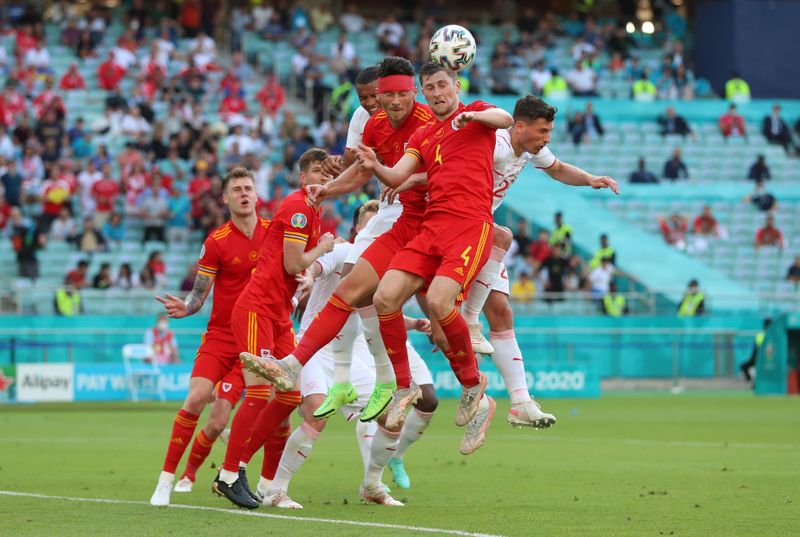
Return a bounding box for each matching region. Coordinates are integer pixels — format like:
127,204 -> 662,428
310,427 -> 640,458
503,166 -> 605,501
492,128 -> 557,213
345,106 -> 371,150
298,242 -> 352,337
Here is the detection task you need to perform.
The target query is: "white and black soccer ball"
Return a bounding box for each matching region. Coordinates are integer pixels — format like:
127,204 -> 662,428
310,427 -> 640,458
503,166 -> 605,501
429,25 -> 476,72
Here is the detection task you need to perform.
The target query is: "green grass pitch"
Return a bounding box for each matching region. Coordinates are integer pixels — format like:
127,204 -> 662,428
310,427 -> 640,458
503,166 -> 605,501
1,395 -> 798,537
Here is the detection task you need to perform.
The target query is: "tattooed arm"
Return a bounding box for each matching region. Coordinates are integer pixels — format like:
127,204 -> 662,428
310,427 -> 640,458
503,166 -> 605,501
154,273 -> 214,318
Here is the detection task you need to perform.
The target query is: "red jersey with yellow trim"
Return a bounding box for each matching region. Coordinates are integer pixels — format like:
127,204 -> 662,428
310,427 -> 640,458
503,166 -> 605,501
197,217 -> 270,332
362,101 -> 434,221
236,187 -> 321,320
405,100 -> 497,222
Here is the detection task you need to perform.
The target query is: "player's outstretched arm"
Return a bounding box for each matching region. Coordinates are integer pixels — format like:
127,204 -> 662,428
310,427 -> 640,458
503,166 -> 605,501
382,172 -> 428,205
283,232 -> 336,275
454,108 -> 513,129
311,160 -> 374,203
545,160 -> 620,195
154,273 -> 214,318
356,144 -> 417,187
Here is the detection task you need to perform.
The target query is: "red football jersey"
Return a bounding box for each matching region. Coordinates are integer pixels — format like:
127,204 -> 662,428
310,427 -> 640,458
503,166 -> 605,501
197,217 -> 270,333
362,101 -> 434,221
236,188 -> 321,321
405,100 -> 497,222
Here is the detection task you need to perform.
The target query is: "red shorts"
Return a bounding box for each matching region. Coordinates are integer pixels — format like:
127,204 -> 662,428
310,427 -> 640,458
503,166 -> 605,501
214,365 -> 245,405
230,304 -> 296,359
360,216 -> 422,278
191,330 -> 240,385
389,217 -> 493,293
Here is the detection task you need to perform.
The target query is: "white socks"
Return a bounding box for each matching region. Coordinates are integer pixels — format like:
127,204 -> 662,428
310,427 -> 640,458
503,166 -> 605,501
333,313 -> 360,384
490,329 -> 532,404
393,407 -> 434,460
355,420 -> 377,474
364,425 -> 400,488
219,468 -> 238,485
463,247 -> 505,326
271,422 -> 319,492
359,306 -> 395,384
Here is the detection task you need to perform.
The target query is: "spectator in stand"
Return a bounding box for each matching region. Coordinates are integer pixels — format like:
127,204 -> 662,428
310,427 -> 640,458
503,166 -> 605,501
602,281 -> 628,317
755,215 -> 785,250
510,271 -> 536,302
725,72 -> 750,103
93,262 -> 113,290
0,126 -> 14,160
255,72 -> 286,116
549,211 -> 574,254
91,164 -> 120,227
76,30 -> 96,59
564,254 -> 587,292
65,259 -> 89,289
513,218 -> 532,260
376,12 -> 404,52
320,201 -> 342,236
329,32 -> 357,76
147,251 -> 168,288
59,63 -> 86,91
658,106 -> 693,138
0,194 -> 10,232
339,3 -> 365,33
658,213 -> 688,249
631,71 -> 657,102
166,188 -> 190,245
663,148 -> 689,180
97,50 -> 126,91
529,59 -> 551,96
180,263 -> 197,292
137,176 -> 170,243
121,105 -> 151,137
565,60 -> 598,97
567,111 -> 588,146
10,207 -> 46,280
747,154 -> 770,182
588,256 -> 616,300
188,160 -> 212,228
630,157 -> 659,184
487,54 -> 516,95
719,103 -> 747,139
1,159 -> 23,207
745,180 -> 777,212
582,102 -> 604,140
144,314 -> 179,364
39,165 -> 73,231
115,262 -> 138,290
589,233 -> 615,269
73,216 -> 107,253
540,242 -> 569,301
50,206 -> 77,241
786,256 -> 800,285
678,279 -> 705,317
762,104 -> 795,153
693,205 -> 721,238
53,283 -> 82,316
23,40 -> 52,75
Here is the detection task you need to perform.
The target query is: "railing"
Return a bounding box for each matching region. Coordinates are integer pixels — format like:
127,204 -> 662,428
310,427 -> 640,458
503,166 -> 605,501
2,286 -> 797,316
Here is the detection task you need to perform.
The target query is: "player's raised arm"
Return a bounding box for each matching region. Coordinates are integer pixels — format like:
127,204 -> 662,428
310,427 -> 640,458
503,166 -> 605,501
455,107 -> 513,130
356,144 -> 418,188
284,232 -> 336,275
155,271 -> 213,318
545,160 -> 620,195
310,159 -> 374,202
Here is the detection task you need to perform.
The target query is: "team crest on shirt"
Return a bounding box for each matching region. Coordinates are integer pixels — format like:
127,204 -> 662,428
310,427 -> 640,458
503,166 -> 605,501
249,250 -> 258,261
221,382 -> 232,392
291,213 -> 307,229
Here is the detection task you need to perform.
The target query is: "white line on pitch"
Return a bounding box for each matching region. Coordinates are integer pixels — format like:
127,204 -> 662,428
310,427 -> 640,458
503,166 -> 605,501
0,490 -> 507,537
492,434 -> 799,450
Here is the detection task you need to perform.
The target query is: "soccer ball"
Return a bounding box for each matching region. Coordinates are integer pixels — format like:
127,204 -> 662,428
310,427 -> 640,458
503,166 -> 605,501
429,25 -> 476,72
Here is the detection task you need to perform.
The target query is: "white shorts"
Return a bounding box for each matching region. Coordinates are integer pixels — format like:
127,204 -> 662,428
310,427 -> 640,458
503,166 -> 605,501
408,341 -> 434,386
491,263 -> 510,295
300,335 -> 375,421
344,202 -> 403,265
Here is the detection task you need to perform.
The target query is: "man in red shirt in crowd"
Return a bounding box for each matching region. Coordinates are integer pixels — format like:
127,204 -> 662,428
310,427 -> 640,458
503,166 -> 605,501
40,165 -> 73,230
357,62 -> 513,454
256,73 -> 286,116
91,165 -> 120,227
59,63 -> 87,90
97,51 -> 126,90
214,149 -> 334,509
755,215 -> 785,250
149,167 -> 271,507
528,229 -> 552,268
64,260 -> 89,289
189,160 -> 212,227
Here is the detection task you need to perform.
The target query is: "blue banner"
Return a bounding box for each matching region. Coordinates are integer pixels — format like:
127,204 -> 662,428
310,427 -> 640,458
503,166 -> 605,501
74,364 -> 193,401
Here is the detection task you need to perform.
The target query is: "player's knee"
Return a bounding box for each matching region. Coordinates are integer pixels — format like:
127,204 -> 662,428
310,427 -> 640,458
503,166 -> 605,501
425,292 -> 453,321
415,384 -> 438,412
493,225 -> 513,250
205,414 -> 228,437
372,288 -> 398,314
183,389 -> 209,414
335,274 -> 365,305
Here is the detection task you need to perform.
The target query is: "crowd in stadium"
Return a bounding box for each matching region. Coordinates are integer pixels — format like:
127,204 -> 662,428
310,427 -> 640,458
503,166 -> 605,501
0,1 -> 798,313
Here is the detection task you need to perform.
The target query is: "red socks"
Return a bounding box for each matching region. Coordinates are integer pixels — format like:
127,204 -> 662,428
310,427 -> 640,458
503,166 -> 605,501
240,391 -> 302,464
261,424 -> 291,480
181,429 -> 215,482
162,409 -> 199,473
438,308 -> 479,387
221,385 -> 270,473
378,310 -> 411,388
294,293 -> 355,365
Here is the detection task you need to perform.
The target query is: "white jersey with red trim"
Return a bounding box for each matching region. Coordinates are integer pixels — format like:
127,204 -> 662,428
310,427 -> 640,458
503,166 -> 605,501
492,128 -> 557,213
299,242 -> 352,337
